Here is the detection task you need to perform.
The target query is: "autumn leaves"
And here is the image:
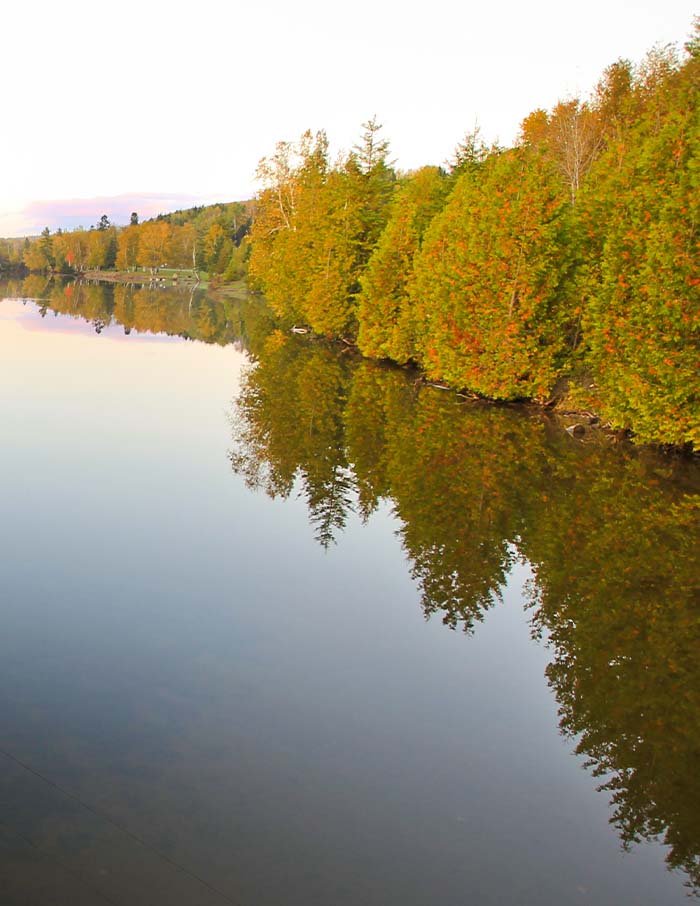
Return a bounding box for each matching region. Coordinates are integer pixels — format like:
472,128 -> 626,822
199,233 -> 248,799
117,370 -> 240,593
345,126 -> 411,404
249,30 -> 699,448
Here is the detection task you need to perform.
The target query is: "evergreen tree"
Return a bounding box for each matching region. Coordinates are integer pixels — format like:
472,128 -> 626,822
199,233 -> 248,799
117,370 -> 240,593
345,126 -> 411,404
357,166 -> 449,362
249,123 -> 396,338
579,38 -> 699,446
349,117 -> 396,271
39,227 -> 54,268
411,145 -> 574,399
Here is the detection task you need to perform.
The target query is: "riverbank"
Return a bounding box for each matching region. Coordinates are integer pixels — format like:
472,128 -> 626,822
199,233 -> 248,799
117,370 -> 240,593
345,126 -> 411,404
10,269 -> 696,454
81,268 -> 205,287
285,326 -> 696,456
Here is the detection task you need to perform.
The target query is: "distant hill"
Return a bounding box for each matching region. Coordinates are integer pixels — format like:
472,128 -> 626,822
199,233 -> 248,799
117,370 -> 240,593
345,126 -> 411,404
1,198 -> 255,279
0,192 -> 248,238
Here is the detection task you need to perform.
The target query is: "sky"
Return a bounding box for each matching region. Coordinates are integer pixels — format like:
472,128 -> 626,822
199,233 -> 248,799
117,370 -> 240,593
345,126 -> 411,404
1,0 -> 696,235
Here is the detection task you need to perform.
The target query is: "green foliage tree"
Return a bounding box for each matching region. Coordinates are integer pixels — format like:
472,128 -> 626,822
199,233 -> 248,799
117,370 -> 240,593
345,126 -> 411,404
23,239 -> 51,272
348,117 -> 396,271
248,132 -> 320,322
411,145 -> 574,399
39,227 -> 54,267
448,125 -> 490,178
249,123 -> 396,339
577,40 -> 699,446
223,236 -> 251,282
23,228 -> 54,271
50,229 -> 71,273
357,166 -> 449,362
104,226 -> 118,269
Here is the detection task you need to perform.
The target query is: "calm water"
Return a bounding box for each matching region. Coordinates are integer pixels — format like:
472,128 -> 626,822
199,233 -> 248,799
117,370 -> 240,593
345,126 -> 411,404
1,276 -> 698,905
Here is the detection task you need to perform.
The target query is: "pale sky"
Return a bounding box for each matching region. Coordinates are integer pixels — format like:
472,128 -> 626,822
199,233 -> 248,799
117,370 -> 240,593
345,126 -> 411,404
1,0 -> 696,234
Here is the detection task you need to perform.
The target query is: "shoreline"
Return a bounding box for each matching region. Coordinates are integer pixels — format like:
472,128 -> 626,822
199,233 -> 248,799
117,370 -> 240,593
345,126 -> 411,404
292,331 -> 697,457
80,269 -> 203,286
7,269 -> 696,456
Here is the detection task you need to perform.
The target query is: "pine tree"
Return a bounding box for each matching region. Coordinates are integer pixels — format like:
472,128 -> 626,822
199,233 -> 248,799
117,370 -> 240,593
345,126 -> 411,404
357,166 -> 449,362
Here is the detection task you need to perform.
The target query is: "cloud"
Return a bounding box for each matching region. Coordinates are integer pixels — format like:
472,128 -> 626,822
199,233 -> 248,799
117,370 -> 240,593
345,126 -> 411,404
0,192 -> 234,237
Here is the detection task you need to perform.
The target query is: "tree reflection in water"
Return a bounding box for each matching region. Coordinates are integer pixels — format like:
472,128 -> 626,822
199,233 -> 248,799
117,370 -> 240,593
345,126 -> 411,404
230,328 -> 700,893
5,279 -> 698,893
5,274 -> 276,350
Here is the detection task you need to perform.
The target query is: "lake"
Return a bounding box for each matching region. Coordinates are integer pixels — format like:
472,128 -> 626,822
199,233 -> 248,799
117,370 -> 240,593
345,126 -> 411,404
1,276 -> 698,905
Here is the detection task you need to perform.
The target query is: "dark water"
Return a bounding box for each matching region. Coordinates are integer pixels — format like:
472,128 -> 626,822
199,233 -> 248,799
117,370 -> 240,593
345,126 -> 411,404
1,276 -> 698,905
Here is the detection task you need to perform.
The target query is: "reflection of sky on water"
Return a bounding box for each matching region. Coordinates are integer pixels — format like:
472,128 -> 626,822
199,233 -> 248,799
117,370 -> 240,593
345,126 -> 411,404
0,298 -> 182,343
0,289 -> 694,906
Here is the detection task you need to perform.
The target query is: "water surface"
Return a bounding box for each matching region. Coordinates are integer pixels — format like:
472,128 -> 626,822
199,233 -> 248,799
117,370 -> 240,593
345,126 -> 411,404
1,277 -> 698,905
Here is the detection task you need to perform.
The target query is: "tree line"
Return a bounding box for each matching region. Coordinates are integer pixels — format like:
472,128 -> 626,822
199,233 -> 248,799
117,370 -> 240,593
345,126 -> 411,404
6,201 -> 252,281
248,25 -> 699,448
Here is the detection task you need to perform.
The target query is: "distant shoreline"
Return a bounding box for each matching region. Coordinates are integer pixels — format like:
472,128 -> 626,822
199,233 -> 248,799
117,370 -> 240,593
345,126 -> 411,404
80,269 -> 201,286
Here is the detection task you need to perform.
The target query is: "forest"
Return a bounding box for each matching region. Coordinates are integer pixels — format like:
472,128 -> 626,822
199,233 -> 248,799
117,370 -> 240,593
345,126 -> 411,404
4,23 -> 698,449
0,201 -> 252,283
248,26 -> 698,449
